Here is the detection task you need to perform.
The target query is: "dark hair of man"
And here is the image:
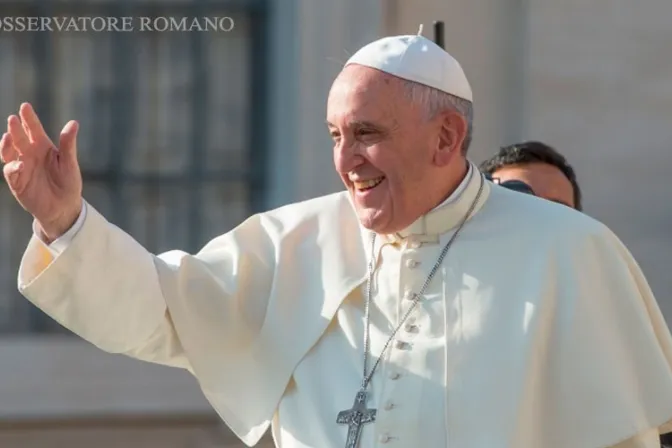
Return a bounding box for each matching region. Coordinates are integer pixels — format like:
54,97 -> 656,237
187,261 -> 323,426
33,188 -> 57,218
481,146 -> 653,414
479,141 -> 583,211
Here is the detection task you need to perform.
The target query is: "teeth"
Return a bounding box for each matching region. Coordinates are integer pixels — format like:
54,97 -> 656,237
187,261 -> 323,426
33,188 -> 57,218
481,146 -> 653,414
353,177 -> 384,190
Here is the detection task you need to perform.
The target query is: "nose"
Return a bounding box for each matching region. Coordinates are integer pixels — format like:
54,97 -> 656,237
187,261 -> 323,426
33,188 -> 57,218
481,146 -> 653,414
333,137 -> 364,174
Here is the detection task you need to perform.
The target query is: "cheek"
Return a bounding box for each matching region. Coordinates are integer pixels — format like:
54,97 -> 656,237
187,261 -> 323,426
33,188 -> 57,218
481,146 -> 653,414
353,143 -> 388,173
384,151 -> 430,185
553,187 -> 576,207
367,143 -> 415,175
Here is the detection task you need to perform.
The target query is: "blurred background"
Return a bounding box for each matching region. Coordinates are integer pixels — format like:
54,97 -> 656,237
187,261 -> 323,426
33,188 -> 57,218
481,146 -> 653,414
0,0 -> 671,446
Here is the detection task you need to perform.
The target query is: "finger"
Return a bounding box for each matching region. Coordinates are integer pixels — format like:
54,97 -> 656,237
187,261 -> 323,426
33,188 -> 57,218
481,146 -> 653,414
0,133 -> 19,163
8,115 -> 30,153
22,120 -> 31,141
19,102 -> 51,146
58,120 -> 79,160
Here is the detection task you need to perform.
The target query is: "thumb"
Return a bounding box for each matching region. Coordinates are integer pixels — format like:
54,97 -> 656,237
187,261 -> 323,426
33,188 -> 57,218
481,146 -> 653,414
2,160 -> 24,181
3,160 -> 25,194
58,120 -> 79,160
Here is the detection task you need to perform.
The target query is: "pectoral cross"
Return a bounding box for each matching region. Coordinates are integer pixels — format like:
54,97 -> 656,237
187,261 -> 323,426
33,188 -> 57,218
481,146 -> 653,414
336,390 -> 377,448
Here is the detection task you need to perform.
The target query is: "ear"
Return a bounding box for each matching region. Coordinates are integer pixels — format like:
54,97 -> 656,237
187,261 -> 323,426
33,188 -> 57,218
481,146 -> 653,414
433,111 -> 467,167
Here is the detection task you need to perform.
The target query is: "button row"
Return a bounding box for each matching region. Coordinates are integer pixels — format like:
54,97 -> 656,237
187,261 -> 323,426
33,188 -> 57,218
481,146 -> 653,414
404,323 -> 419,333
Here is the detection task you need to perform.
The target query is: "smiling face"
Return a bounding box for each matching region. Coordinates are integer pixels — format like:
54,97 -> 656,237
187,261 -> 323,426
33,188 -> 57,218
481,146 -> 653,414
326,65 -> 467,234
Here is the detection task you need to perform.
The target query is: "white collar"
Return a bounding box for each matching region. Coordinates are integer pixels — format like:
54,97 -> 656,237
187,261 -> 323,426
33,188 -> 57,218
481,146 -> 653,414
382,161 -> 487,244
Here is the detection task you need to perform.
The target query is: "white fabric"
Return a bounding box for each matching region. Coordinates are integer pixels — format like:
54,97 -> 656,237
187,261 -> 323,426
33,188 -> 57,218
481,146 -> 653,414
345,34 -> 473,101
430,162 -> 473,212
614,428 -> 662,448
17,161 -> 672,447
33,201 -> 87,255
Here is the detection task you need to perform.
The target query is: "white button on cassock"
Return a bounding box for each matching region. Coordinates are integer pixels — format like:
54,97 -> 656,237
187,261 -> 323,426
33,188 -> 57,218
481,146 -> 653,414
395,340 -> 410,350
405,259 -> 419,268
389,371 -> 400,380
378,433 -> 391,443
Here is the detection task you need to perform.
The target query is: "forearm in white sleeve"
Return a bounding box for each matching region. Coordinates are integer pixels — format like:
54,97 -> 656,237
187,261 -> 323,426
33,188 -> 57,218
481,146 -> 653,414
18,200 -> 275,377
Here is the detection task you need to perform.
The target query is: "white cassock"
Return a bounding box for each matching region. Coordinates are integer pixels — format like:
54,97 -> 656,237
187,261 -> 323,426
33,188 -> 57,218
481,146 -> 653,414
17,161 -> 672,447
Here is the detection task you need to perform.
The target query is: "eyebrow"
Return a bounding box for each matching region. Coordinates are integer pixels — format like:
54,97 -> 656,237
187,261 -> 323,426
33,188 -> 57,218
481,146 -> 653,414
353,120 -> 381,128
325,120 -> 382,129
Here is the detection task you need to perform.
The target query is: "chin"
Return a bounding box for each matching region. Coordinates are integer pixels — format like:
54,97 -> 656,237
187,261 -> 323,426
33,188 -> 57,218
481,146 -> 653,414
355,208 -> 391,234
348,187 -> 396,232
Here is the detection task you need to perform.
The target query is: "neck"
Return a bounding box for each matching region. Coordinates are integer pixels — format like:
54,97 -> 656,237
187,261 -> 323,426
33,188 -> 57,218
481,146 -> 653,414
424,159 -> 470,213
370,159 -> 472,236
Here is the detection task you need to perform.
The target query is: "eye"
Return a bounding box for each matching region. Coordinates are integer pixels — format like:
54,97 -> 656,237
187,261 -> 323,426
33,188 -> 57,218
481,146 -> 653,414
357,128 -> 376,136
356,128 -> 380,140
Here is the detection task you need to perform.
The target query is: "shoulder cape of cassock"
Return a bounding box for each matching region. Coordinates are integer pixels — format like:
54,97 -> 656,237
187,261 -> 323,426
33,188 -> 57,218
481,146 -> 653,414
17,170 -> 672,447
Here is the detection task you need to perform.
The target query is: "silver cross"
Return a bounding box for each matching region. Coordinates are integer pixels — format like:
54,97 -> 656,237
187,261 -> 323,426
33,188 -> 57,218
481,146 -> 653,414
336,390 -> 377,448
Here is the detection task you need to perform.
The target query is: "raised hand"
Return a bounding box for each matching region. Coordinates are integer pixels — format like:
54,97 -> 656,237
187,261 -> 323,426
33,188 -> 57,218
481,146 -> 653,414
1,103 -> 83,242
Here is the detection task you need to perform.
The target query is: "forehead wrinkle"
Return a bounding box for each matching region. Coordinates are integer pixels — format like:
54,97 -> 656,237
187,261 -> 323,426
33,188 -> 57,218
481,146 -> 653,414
330,97 -> 397,129
328,68 -> 410,133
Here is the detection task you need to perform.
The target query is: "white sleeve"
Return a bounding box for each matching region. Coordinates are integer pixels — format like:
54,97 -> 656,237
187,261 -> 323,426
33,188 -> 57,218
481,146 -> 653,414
18,200 -> 275,374
32,201 -> 87,255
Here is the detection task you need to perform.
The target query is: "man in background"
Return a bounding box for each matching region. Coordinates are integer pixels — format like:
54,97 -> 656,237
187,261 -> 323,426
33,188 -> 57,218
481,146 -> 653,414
482,140 -> 672,447
479,140 -> 582,210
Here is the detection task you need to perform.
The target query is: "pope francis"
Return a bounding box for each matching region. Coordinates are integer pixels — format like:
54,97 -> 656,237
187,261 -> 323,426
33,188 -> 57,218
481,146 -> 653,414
3,34 -> 672,448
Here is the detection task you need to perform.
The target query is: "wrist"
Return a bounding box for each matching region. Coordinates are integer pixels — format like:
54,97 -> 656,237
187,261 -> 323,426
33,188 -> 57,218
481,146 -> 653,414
37,198 -> 83,243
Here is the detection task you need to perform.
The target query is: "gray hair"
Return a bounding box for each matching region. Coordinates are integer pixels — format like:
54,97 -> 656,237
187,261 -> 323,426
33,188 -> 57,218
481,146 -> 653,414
401,80 -> 474,154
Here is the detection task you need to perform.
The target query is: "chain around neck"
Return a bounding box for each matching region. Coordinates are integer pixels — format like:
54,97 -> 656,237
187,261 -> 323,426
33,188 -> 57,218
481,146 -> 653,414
360,174 -> 485,390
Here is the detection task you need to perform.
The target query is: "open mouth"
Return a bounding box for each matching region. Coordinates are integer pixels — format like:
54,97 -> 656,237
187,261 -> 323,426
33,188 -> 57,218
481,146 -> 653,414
353,176 -> 385,192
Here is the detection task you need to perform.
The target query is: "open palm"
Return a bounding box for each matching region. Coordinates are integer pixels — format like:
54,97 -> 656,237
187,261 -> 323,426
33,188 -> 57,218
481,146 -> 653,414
1,103 -> 83,240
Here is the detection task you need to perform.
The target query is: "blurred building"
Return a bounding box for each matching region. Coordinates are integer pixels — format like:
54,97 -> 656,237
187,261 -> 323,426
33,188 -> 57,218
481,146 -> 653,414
0,0 -> 670,446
